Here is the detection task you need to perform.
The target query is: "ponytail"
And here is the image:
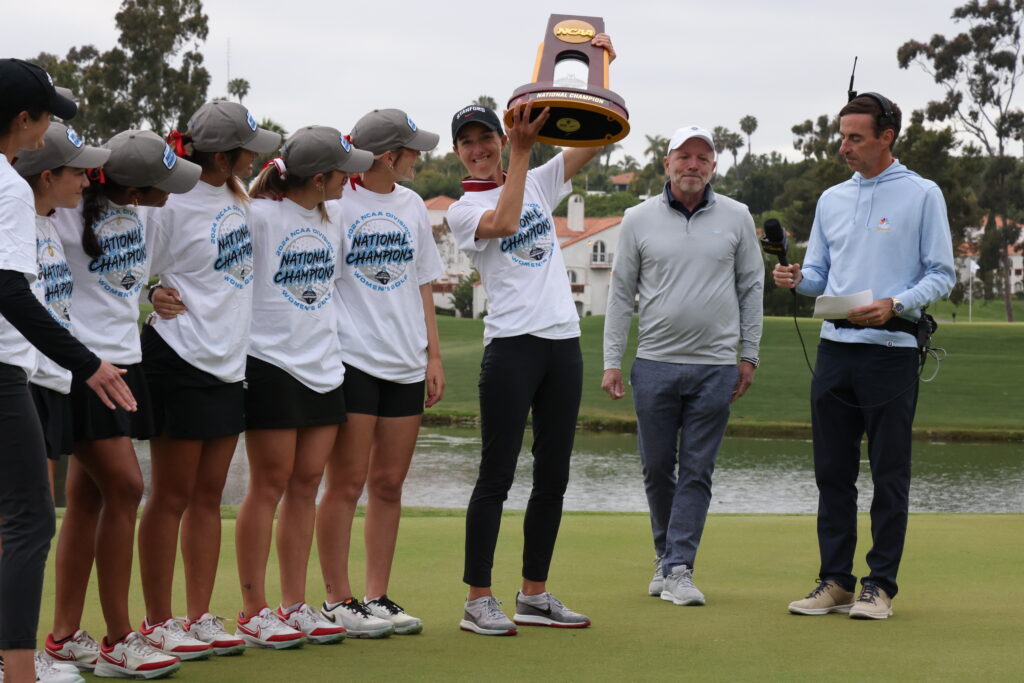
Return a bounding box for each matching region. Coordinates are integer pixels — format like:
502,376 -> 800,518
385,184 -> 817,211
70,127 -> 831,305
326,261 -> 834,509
248,157 -> 330,223
169,128 -> 248,203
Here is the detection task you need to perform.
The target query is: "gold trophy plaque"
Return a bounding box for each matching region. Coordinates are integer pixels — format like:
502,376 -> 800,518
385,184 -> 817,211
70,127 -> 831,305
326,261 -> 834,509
505,14 -> 629,147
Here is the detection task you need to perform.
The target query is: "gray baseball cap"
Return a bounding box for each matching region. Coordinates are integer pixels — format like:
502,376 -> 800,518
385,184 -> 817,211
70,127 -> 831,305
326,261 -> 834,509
187,101 -> 281,154
15,121 -> 110,177
282,126 -> 374,176
350,109 -> 439,154
103,130 -> 202,194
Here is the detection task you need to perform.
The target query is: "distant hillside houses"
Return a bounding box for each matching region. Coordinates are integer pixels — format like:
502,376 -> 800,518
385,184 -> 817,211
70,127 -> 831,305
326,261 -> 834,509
426,194 -> 624,319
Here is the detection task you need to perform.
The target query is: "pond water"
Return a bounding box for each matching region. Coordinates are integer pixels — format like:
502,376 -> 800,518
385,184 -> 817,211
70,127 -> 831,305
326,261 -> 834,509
130,427 -> 1024,514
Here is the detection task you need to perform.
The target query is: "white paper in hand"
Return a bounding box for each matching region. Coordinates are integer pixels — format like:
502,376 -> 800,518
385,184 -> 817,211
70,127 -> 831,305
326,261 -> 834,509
813,290 -> 873,319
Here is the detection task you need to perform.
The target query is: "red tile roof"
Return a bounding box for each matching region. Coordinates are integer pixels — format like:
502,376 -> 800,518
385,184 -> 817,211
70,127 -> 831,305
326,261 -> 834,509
424,195 -> 456,210
554,216 -> 622,247
609,172 -> 636,185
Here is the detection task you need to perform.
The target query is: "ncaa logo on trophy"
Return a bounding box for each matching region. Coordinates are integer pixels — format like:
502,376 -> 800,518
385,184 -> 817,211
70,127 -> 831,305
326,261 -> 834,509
505,14 -> 629,147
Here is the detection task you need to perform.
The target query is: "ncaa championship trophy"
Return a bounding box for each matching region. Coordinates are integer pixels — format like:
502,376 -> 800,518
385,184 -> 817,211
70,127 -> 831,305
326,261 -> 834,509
505,14 -> 629,147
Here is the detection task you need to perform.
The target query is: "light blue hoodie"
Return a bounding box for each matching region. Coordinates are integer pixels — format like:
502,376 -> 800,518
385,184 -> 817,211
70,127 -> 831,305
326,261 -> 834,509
796,160 -> 955,348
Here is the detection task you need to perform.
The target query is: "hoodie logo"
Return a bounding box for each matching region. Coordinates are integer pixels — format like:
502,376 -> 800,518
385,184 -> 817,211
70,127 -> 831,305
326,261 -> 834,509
876,217 -> 892,232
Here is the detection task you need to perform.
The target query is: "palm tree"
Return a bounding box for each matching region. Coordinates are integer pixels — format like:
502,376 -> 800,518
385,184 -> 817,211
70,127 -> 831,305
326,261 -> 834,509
739,115 -> 758,157
643,134 -> 668,170
724,131 -> 744,168
227,78 -> 250,104
601,142 -> 621,171
711,126 -> 729,158
473,95 -> 498,110
622,155 -> 640,173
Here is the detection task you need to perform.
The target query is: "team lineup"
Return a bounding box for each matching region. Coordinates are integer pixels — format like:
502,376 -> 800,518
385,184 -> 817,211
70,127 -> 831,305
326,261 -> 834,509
1,29 -> 955,683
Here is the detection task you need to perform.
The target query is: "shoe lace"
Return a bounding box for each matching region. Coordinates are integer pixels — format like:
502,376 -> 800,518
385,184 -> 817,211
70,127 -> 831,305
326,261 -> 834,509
289,604 -> 322,629
125,632 -> 162,657
343,599 -> 372,618
857,584 -> 881,604
73,630 -> 99,650
482,597 -> 508,620
161,618 -> 191,642
371,595 -> 404,615
806,579 -> 833,599
194,615 -> 230,637
34,650 -> 61,675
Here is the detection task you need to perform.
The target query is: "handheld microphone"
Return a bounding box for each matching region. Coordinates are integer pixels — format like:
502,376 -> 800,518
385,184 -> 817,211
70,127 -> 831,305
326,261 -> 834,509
760,218 -> 789,267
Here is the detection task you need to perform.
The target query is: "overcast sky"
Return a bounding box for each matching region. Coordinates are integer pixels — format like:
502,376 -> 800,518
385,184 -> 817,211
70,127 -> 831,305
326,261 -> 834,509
7,0 -> 978,169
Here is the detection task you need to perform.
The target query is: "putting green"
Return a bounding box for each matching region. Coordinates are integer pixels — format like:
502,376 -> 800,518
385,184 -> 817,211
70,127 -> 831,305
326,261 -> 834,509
42,511 -> 1023,681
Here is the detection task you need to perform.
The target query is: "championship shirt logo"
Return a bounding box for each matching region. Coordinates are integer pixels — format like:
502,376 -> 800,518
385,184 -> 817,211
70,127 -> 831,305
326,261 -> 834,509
344,211 -> 415,292
210,204 -> 253,289
272,227 -> 335,311
36,237 -> 72,327
87,208 -> 148,298
66,128 -> 83,148
501,202 -> 553,268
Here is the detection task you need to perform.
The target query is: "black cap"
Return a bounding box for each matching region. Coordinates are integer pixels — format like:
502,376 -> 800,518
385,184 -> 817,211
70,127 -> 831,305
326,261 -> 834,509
0,59 -> 77,120
451,105 -> 502,142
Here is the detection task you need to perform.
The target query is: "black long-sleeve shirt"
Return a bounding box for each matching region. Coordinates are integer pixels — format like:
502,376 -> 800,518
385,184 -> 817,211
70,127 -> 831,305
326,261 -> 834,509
0,269 -> 100,379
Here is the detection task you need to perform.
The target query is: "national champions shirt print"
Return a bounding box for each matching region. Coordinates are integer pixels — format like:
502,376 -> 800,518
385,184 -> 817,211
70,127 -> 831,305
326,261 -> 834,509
211,204 -> 253,288
502,202 -> 553,268
88,208 -> 147,297
37,235 -> 72,327
344,210 -> 415,292
272,227 -> 335,310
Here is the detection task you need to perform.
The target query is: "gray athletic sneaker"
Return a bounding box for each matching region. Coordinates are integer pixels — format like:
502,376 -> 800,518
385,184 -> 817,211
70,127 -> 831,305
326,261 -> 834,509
648,557 -> 664,596
513,592 -> 591,628
459,596 -> 517,636
660,565 -> 706,606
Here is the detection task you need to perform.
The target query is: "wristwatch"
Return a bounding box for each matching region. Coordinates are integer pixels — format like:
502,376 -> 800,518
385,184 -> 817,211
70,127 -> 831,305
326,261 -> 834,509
891,297 -> 904,315
741,357 -> 759,368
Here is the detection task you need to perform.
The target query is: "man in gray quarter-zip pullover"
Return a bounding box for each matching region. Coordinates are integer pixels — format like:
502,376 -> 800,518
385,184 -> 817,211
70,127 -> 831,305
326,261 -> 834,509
602,125 -> 763,606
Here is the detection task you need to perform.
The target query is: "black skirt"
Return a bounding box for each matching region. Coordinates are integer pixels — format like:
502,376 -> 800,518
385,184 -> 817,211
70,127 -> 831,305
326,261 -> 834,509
30,384 -> 74,459
245,355 -> 346,430
69,362 -> 155,441
141,324 -> 245,440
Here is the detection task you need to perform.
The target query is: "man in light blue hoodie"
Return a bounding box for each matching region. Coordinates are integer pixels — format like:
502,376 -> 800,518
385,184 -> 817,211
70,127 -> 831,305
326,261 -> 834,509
774,94 -> 954,620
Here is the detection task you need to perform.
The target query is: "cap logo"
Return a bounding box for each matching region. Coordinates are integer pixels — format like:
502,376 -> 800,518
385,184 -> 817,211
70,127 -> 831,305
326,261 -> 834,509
407,116 -> 417,132
339,134 -> 352,153
246,111 -> 257,132
162,143 -> 177,170
458,106 -> 485,119
45,71 -> 54,86
66,128 -> 83,148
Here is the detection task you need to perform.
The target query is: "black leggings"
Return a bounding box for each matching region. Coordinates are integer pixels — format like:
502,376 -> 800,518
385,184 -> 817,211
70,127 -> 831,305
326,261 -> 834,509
463,335 -> 583,587
0,363 -> 56,650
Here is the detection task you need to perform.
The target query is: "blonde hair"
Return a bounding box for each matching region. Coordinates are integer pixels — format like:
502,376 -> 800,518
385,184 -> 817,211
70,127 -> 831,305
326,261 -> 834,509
249,159 -> 331,223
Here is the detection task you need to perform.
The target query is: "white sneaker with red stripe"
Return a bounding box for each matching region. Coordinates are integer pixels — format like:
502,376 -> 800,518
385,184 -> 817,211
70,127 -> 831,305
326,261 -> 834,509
276,603 -> 346,644
33,650 -> 84,682
93,632 -> 181,679
139,617 -> 213,661
44,630 -> 100,671
234,607 -> 306,650
185,613 -> 246,656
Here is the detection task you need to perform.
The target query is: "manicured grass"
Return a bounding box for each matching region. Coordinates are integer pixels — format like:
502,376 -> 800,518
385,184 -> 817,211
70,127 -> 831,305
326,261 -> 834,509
928,296 -> 1024,323
429,316 -> 1024,437
46,512 -> 1024,681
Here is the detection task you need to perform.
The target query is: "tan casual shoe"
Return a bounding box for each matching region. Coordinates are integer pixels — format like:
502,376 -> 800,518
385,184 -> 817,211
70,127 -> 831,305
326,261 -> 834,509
849,583 -> 893,620
788,579 -> 855,615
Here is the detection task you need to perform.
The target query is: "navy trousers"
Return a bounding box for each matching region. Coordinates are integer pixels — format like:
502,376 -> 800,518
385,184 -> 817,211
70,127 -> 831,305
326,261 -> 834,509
811,340 -> 919,597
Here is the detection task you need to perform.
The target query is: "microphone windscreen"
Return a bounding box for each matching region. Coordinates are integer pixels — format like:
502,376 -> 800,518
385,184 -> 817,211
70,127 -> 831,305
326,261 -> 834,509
763,218 -> 785,244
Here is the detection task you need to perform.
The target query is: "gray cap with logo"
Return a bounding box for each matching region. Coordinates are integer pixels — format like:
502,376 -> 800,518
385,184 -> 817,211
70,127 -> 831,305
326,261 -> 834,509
187,101 -> 281,154
350,109 -> 439,155
15,121 -> 111,177
103,130 -> 202,194
282,126 -> 374,177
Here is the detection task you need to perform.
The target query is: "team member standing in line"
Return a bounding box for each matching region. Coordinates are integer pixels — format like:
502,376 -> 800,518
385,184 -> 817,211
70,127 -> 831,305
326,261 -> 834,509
36,129 -> 202,678
316,109 -> 444,637
234,126 -> 372,648
445,32 -> 614,637
137,101 -> 280,658
0,58 -> 135,683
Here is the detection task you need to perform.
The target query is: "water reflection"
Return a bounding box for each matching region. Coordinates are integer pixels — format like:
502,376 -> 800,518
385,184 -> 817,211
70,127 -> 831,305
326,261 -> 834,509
133,428 -> 1024,513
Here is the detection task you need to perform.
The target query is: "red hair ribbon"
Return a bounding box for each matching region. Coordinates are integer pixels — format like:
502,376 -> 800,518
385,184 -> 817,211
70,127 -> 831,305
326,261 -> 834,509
87,168 -> 106,184
167,130 -> 187,157
262,157 -> 287,177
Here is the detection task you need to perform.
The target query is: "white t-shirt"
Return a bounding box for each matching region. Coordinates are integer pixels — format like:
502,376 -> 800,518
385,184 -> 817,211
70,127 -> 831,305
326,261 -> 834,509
148,181 -> 253,382
0,156 -> 39,373
248,198 -> 343,393
447,154 -> 579,345
54,203 -> 149,365
30,215 -> 74,393
331,180 -> 443,383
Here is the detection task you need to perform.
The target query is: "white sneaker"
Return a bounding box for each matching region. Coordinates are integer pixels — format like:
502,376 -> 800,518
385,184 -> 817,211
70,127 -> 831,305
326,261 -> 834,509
44,630 -> 99,671
277,603 -> 347,644
185,613 -> 246,656
649,557 -> 664,596
660,565 -> 706,606
94,632 -> 181,680
33,651 -> 84,682
139,617 -> 213,661
234,607 -> 306,649
320,598 -> 394,638
365,595 -> 423,635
